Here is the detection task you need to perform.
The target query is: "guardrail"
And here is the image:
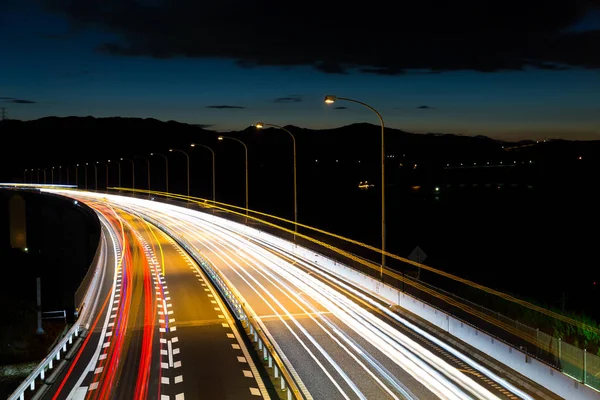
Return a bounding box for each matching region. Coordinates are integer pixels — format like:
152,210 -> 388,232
135,211 -> 310,400
8,227 -> 108,400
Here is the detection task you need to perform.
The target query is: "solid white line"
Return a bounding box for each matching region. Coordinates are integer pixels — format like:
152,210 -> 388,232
168,340 -> 174,367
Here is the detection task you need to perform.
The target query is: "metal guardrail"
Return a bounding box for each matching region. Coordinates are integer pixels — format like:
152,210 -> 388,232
8,228 -> 108,400
135,211 -> 310,400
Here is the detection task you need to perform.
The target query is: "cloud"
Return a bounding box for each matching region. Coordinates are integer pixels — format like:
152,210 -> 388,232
40,0 -> 600,74
274,96 -> 302,103
333,106 -> 348,110
417,105 -> 433,109
206,105 -> 245,109
1,97 -> 36,104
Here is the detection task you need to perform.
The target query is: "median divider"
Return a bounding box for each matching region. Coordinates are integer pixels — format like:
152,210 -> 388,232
133,211 -> 312,400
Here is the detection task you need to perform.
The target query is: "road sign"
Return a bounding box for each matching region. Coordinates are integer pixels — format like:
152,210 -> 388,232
408,246 -> 427,263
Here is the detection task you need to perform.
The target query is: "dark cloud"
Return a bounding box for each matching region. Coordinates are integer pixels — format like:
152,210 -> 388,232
333,106 -> 348,110
274,96 -> 302,103
417,105 -> 433,109
39,0 -> 600,74
193,124 -> 215,128
1,97 -> 36,104
206,105 -> 245,109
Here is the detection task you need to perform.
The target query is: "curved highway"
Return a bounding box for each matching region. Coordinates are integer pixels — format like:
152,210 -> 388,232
43,197 -> 267,400
41,189 -> 552,400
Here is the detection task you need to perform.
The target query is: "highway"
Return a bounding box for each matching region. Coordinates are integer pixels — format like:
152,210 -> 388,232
43,189 -> 551,400
44,197 -> 267,400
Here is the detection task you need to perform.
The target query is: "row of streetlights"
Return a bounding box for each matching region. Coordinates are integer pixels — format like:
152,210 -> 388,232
25,95 -> 387,274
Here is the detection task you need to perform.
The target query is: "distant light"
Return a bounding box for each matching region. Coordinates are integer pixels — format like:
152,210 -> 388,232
74,200 -> 78,205
335,159 -> 339,163
24,247 -> 28,252
324,95 -> 337,104
578,156 -> 582,160
108,160 -> 111,162
190,143 -> 196,147
460,163 -> 463,166
150,153 -> 154,156
435,187 -> 439,192
255,122 -> 264,129
487,162 -> 489,165
217,137 -> 224,141
358,160 -> 361,163
315,159 -> 318,163
529,160 -> 532,163
446,164 -> 449,167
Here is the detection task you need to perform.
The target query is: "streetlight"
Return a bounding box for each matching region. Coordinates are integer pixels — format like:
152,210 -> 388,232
135,155 -> 151,191
190,143 -> 216,204
169,149 -> 190,199
51,167 -> 54,185
23,169 -> 27,183
42,168 -> 47,184
58,166 -> 62,184
36,168 -> 40,183
325,95 -> 387,276
151,152 -> 169,193
105,160 -> 110,189
84,163 -> 88,189
75,164 -> 79,187
218,136 -> 248,217
255,122 -> 298,236
121,157 -> 135,192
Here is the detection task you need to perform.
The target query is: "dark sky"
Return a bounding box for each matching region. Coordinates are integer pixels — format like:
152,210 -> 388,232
1,0 -> 600,140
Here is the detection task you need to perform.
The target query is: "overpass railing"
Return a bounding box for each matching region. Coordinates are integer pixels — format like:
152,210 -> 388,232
134,210 -> 310,400
110,189 -> 600,394
8,228 -> 108,400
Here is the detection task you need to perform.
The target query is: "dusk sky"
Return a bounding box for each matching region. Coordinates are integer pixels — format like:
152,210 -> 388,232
1,0 -> 599,140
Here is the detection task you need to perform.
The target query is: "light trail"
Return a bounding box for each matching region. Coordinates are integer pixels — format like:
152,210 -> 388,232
47,189 -> 538,400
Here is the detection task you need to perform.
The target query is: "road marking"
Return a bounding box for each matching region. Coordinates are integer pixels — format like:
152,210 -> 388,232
161,349 -> 168,355
250,388 -> 261,396
174,375 -> 183,384
231,344 -> 240,349
94,367 -> 103,374
227,333 -> 235,338
175,394 -> 185,400
210,300 -> 216,304
167,340 -> 174,367
105,331 -> 112,336
102,342 -> 110,348
218,315 -> 224,319
99,354 -> 107,360
159,328 -> 166,332
173,348 -> 180,355
237,356 -> 247,363
243,370 -> 253,378
174,361 -> 182,368
161,362 -> 169,369
169,318 -> 176,323
88,382 -> 99,391
171,326 -> 177,331
161,395 -> 170,400
161,377 -> 170,384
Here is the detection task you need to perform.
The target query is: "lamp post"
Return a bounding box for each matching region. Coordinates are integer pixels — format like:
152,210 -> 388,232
94,162 -> 98,190
325,95 -> 387,276
218,136 -> 248,217
84,163 -> 89,189
105,160 -> 110,189
51,167 -> 54,185
151,152 -> 169,193
23,169 -> 27,183
75,164 -> 79,188
58,166 -> 62,184
121,157 -> 135,192
255,122 -> 298,236
169,149 -> 190,199
135,155 -> 151,191
190,143 -> 216,204
42,168 -> 47,184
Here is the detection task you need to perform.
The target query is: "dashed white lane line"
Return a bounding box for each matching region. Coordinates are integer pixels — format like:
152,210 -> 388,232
162,377 -> 170,384
175,393 -> 185,400
237,356 -> 247,363
231,344 -> 241,350
227,333 -> 235,339
174,375 -> 183,384
167,340 -> 174,367
243,370 -> 253,378
249,388 -> 261,396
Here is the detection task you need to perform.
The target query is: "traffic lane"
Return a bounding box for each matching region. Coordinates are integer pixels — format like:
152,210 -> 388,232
185,229 -> 424,399
43,218 -> 119,400
148,224 -> 267,399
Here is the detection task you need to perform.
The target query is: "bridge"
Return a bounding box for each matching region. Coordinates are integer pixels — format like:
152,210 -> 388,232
3,184 -> 599,400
